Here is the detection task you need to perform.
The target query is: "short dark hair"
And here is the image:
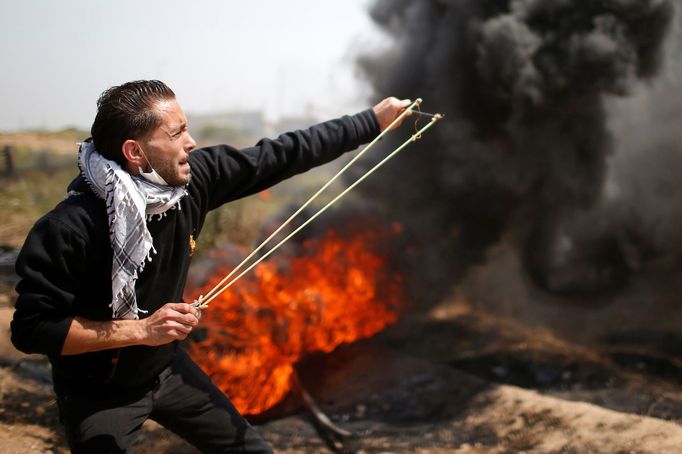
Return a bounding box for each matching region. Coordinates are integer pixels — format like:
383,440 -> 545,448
90,80 -> 175,164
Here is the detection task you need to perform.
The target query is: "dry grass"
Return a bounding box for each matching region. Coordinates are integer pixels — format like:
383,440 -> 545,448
0,129 -> 85,156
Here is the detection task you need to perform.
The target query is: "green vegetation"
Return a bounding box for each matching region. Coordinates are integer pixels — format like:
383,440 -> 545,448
0,167 -> 78,217
4,147 -> 76,172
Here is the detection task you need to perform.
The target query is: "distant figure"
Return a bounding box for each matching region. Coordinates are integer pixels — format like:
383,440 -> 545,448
3,144 -> 15,176
10,80 -> 410,452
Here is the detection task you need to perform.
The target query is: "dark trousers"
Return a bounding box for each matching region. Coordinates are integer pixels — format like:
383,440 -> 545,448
57,348 -> 273,453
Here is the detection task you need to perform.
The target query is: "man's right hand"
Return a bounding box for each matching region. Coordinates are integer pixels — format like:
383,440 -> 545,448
142,302 -> 201,346
61,302 -> 201,355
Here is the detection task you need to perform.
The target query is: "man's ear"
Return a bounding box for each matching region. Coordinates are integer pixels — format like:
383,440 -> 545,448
121,140 -> 145,169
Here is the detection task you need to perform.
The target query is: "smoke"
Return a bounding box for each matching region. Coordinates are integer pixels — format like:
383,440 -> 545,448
352,0 -> 676,303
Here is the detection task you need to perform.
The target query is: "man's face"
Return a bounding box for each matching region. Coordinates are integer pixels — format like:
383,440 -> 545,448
140,98 -> 197,187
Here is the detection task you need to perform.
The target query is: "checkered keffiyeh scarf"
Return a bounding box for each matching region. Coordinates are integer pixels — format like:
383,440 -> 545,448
77,141 -> 187,320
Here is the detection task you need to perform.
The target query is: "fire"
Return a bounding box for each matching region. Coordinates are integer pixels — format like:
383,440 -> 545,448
188,226 -> 405,415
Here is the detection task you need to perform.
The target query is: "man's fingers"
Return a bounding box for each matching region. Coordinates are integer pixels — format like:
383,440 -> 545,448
165,302 -> 192,313
170,311 -> 199,328
172,322 -> 193,335
163,302 -> 201,320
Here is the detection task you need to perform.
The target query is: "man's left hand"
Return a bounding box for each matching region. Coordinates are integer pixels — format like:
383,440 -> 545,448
372,97 -> 413,131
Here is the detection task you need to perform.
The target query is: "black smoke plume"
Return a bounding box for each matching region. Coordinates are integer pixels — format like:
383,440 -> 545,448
352,0 -> 675,304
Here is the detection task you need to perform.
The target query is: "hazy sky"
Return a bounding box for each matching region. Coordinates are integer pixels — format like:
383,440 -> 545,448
0,0 -> 385,131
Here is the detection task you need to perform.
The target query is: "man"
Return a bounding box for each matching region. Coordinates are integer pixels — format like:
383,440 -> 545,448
10,80 -> 410,453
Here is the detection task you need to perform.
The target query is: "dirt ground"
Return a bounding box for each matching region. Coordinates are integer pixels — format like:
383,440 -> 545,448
3,242 -> 682,454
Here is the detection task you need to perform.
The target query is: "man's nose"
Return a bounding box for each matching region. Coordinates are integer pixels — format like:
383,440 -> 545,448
185,134 -> 197,152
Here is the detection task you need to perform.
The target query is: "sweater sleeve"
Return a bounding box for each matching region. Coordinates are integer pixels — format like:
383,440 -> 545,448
188,109 -> 380,211
11,216 -> 87,357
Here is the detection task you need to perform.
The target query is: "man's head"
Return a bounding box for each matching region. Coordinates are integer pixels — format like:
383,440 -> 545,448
91,80 -> 196,186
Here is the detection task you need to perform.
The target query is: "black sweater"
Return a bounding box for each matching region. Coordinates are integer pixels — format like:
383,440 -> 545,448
11,110 -> 380,396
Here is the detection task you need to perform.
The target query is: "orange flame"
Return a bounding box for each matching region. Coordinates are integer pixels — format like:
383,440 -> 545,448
257,189 -> 272,201
188,226 -> 405,415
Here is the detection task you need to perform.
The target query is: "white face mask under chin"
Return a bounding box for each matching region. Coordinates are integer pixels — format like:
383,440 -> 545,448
137,145 -> 169,186
138,165 -> 169,186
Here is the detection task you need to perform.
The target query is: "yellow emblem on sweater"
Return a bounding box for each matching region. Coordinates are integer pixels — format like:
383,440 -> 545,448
189,234 -> 196,256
